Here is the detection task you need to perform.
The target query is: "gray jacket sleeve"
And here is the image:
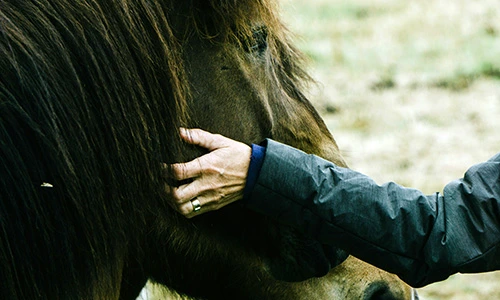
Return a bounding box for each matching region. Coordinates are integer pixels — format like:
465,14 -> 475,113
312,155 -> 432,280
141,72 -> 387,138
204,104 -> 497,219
244,139 -> 500,287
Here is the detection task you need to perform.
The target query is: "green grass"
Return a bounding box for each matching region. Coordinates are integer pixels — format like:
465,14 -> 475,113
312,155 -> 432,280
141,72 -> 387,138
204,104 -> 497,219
281,0 -> 500,88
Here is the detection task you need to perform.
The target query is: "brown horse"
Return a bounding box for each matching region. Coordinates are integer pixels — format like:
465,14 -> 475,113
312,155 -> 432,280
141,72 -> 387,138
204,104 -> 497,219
0,0 -> 415,299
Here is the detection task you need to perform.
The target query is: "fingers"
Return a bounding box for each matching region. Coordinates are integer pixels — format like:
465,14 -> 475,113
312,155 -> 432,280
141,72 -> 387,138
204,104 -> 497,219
169,190 -> 242,219
166,184 -> 215,218
167,128 -> 230,181
166,169 -> 211,216
169,159 -> 203,181
175,197 -> 201,218
180,128 -> 232,151
166,175 -> 244,218
169,178 -> 204,206
165,183 -> 196,217
164,128 -> 251,218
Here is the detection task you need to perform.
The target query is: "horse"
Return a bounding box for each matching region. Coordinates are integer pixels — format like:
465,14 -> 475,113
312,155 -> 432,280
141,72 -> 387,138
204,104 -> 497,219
0,0 -> 416,299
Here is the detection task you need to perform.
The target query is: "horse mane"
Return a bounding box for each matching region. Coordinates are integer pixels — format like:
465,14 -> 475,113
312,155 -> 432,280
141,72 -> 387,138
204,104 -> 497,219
0,0 -> 311,298
0,1 -> 191,297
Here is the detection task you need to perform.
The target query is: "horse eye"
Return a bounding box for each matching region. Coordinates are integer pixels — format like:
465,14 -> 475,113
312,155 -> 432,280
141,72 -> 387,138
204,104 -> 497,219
241,26 -> 268,56
250,26 -> 268,55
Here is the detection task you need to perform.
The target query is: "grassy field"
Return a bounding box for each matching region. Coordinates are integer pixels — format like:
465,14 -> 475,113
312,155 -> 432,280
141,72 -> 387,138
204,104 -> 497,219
280,0 -> 500,299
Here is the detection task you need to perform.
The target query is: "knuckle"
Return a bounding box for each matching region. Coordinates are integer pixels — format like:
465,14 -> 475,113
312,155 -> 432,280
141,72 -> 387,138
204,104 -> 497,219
206,165 -> 223,176
172,165 -> 184,179
179,205 -> 191,216
170,191 -> 183,204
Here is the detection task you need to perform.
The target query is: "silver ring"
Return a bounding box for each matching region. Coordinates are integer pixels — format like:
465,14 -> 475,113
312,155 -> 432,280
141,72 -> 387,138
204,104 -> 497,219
191,198 -> 201,212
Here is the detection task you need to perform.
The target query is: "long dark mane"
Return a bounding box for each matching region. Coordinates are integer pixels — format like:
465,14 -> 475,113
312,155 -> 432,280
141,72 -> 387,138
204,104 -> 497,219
0,0 -> 311,298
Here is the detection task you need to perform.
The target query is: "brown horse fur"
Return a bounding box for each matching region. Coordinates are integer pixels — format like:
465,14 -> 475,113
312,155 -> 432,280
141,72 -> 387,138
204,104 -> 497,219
0,0 -> 411,299
0,0 -> 324,298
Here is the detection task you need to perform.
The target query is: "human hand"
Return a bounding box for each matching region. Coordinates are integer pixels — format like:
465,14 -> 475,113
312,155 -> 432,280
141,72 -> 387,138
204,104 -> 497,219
166,128 -> 252,218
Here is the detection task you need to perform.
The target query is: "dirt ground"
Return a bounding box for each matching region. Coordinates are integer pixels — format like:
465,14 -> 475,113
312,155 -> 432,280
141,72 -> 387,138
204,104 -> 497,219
280,0 -> 500,298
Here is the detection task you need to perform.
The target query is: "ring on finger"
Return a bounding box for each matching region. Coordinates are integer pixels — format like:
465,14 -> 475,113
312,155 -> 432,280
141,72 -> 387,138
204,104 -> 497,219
191,198 -> 201,212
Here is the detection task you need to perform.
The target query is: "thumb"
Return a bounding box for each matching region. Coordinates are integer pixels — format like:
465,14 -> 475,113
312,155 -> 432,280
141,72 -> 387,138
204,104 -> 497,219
180,128 -> 232,151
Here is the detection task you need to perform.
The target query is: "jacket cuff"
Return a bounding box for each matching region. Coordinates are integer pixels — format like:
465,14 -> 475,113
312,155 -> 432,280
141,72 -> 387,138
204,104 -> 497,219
242,139 -> 317,231
242,142 -> 267,202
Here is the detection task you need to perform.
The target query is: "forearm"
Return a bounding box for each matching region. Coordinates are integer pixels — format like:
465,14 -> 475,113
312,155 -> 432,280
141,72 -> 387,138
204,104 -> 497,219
244,139 -> 500,287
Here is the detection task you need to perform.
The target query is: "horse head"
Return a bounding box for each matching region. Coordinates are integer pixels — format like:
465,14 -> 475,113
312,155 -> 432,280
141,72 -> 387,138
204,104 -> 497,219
141,1 -> 415,299
0,0 -> 415,299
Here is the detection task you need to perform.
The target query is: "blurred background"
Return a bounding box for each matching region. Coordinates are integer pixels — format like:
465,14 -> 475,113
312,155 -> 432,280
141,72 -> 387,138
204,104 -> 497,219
280,0 -> 500,299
